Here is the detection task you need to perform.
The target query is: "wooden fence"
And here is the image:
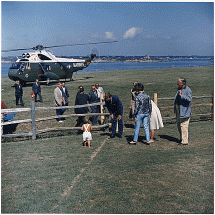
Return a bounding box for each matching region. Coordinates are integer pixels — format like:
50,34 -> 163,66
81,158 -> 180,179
1,100 -> 110,140
153,93 -> 213,121
1,93 -> 213,140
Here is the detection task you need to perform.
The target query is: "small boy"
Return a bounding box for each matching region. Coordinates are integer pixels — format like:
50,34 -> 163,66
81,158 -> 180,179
81,117 -> 93,148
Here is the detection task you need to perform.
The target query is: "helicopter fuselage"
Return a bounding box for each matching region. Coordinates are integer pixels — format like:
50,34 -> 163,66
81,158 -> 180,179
8,49 -> 93,84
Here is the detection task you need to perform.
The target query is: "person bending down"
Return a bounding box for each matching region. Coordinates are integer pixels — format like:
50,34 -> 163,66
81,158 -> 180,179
81,117 -> 93,148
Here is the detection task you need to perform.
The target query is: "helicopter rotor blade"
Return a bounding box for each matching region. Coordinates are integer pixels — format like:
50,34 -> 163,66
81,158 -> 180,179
2,47 -> 33,53
43,41 -> 118,49
2,41 -> 118,53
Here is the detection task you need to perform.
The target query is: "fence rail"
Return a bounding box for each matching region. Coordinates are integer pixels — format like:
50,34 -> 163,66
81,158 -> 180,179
157,95 -> 213,101
2,101 -> 110,140
154,93 -> 213,121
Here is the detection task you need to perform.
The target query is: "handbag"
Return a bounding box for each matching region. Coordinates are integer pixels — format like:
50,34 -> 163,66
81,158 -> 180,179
31,92 -> 35,98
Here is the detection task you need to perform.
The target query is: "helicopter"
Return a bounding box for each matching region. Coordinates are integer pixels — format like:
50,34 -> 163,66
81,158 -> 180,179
2,41 -> 118,85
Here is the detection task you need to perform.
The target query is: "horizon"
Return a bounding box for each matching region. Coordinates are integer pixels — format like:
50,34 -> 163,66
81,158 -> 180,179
2,55 -> 214,59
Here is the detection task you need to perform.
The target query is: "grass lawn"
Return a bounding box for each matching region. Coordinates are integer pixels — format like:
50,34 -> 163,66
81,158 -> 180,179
1,66 -> 214,213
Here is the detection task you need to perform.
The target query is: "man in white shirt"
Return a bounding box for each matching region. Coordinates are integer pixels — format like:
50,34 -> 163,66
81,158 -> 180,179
95,83 -> 104,99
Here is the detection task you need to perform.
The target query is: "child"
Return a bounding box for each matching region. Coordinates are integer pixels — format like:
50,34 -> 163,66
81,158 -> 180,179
81,117 -> 93,148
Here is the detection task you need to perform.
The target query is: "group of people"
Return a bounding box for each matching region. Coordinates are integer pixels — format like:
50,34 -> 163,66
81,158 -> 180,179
80,92 -> 123,147
14,79 -> 43,106
74,83 -> 104,127
101,79 -> 192,146
129,82 -> 163,144
54,82 -> 104,125
129,79 -> 192,145
13,77 -> 192,147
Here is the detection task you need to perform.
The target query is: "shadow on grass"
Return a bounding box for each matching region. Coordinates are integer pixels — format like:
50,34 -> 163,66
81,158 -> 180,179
158,135 -> 180,143
124,123 -> 135,129
100,132 -> 110,137
11,76 -> 94,88
11,80 -> 60,88
125,135 -> 150,145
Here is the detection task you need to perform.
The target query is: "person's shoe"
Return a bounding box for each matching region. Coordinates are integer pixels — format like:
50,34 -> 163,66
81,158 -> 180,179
118,135 -> 122,138
58,120 -> 63,123
178,143 -> 188,145
109,135 -> 115,138
129,141 -> 137,145
147,140 -> 154,143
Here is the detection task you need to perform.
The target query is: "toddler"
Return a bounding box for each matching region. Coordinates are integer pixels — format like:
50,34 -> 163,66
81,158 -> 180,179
81,117 -> 93,148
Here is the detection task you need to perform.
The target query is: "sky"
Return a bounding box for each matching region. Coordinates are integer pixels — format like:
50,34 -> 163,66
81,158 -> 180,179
1,1 -> 214,57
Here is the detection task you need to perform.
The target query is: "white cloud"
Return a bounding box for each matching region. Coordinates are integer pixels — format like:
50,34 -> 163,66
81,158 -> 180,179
92,33 -> 102,38
105,32 -> 115,39
123,27 -> 141,39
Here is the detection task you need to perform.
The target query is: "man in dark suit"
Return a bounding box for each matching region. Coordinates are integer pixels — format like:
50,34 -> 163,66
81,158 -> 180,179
89,85 -> 100,125
75,87 -> 89,127
105,93 -> 123,138
61,82 -> 69,106
32,79 -> 43,102
15,80 -> 24,106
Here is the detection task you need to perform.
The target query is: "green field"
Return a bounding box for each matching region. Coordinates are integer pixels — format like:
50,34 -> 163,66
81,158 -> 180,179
1,66 -> 214,213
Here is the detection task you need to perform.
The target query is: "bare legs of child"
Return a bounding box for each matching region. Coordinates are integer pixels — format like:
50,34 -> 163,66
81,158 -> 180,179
84,140 -> 91,148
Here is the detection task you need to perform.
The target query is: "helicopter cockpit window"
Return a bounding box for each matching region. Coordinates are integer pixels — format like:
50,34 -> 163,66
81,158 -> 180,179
11,62 -> 19,69
38,54 -> 51,60
15,62 -> 28,74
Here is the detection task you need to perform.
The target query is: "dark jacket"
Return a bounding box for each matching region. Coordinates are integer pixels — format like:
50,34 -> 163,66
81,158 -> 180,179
61,86 -> 69,104
89,89 -> 99,103
32,82 -> 41,93
15,83 -> 23,96
105,95 -> 123,116
75,93 -> 89,114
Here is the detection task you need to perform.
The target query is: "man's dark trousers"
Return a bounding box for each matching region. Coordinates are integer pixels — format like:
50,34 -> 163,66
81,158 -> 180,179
16,95 -> 24,106
91,105 -> 99,125
111,113 -> 123,137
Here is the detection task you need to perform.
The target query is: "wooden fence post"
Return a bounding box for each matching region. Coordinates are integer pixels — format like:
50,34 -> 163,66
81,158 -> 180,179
31,101 -> 36,140
100,93 -> 105,125
212,92 -> 214,121
154,93 -> 157,106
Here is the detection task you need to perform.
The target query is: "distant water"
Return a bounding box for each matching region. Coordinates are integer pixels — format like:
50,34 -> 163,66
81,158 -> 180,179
1,58 -> 214,78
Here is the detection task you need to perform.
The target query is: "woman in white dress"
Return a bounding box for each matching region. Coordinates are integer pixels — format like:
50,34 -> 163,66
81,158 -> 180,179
150,100 -> 164,142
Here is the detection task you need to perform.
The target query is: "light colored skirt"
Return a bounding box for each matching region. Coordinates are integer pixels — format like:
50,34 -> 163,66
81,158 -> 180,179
150,101 -> 164,130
